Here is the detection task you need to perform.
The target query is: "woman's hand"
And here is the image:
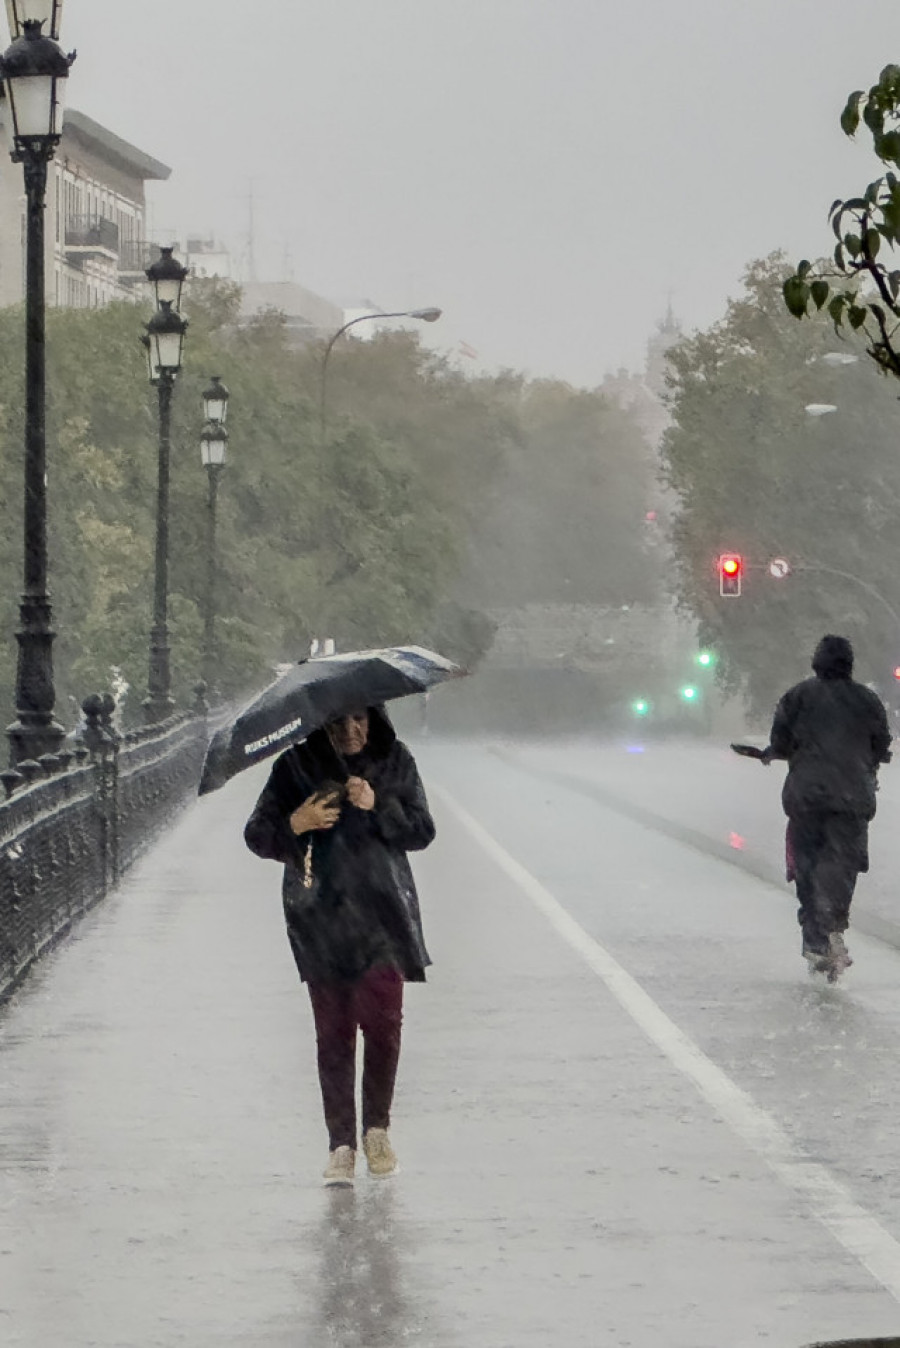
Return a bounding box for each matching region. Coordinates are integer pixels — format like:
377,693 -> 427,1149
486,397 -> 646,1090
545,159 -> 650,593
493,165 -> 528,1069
346,776 -> 375,811
289,789 -> 341,835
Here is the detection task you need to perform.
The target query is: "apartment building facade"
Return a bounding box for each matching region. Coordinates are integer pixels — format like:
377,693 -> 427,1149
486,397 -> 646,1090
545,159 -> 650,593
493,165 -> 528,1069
0,103 -> 170,310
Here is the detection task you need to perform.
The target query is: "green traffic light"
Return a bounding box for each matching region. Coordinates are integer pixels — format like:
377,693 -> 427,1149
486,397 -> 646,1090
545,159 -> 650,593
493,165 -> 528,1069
633,699 -> 649,715
697,651 -> 714,667
681,686 -> 698,701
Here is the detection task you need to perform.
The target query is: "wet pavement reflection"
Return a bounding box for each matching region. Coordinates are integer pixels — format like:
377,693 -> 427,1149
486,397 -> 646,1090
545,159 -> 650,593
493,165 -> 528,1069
305,1186 -> 424,1347
5,746 -> 900,1345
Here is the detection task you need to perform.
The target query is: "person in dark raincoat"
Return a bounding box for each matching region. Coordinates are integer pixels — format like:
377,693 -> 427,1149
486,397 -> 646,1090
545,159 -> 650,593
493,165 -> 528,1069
244,705 -> 435,1186
765,635 -> 891,975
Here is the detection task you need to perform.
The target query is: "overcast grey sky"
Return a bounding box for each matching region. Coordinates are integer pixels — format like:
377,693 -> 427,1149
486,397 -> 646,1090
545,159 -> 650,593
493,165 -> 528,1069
61,1 -> 900,386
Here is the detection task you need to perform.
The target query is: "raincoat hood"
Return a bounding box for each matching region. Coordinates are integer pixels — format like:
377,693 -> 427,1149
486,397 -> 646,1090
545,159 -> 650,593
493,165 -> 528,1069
812,634 -> 854,681
302,704 -> 397,777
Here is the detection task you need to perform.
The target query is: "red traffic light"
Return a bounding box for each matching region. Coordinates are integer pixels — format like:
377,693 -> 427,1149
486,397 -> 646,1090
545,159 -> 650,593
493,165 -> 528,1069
718,553 -> 742,597
893,666 -> 900,682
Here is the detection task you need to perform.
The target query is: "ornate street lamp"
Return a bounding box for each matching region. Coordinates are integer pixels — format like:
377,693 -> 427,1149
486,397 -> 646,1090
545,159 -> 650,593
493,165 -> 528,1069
5,1 -> 64,39
200,397 -> 228,695
140,332 -> 159,386
146,298 -> 187,372
200,418 -> 227,465
202,374 -> 229,424
319,306 -> 442,442
1,16 -> 73,764
142,288 -> 188,724
146,245 -> 187,312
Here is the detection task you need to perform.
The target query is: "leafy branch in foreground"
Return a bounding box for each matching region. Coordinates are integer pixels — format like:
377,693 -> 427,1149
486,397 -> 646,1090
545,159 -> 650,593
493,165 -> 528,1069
783,64 -> 900,378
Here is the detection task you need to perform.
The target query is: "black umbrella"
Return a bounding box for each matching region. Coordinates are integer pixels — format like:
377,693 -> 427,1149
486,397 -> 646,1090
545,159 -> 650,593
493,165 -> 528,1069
198,645 -> 465,795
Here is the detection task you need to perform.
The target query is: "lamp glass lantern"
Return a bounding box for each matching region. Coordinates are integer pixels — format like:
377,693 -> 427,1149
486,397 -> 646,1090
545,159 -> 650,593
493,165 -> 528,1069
200,421 -> 227,468
5,0 -> 63,39
202,375 -> 229,424
1,20 -> 71,146
140,333 -> 159,386
146,301 -> 187,375
410,306 -> 442,323
146,245 -> 188,312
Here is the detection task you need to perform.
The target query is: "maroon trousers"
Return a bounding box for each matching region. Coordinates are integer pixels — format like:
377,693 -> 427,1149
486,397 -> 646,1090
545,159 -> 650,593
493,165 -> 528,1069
307,965 -> 404,1151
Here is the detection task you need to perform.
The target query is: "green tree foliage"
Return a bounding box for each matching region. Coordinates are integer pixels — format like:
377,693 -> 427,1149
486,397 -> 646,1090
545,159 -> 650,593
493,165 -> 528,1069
664,253 -> 900,718
0,289 -> 656,728
0,295 -> 468,726
783,64 -> 900,380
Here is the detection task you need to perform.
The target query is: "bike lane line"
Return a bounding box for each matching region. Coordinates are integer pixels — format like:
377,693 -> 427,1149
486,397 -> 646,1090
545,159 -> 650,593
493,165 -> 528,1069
437,784 -> 900,1305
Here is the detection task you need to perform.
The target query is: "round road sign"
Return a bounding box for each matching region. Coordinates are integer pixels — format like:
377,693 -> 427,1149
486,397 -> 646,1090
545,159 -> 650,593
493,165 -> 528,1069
769,558 -> 791,579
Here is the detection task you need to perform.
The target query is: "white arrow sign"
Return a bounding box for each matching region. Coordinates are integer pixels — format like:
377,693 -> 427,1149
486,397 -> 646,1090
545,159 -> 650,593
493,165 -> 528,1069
769,558 -> 791,579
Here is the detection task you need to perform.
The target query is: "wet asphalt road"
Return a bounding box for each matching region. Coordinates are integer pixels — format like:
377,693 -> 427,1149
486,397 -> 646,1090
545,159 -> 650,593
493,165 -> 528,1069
3,736 -> 900,1347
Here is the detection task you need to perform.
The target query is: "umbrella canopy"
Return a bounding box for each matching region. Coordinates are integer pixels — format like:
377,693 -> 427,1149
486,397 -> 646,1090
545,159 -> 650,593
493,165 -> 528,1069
198,645 -> 465,795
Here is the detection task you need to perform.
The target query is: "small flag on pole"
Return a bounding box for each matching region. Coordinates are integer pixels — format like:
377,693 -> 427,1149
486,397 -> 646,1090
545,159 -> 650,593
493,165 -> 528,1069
458,341 -> 478,360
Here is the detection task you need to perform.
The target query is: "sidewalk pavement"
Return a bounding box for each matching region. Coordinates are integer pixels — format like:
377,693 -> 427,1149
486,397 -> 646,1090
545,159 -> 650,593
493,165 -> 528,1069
1,746 -> 898,1347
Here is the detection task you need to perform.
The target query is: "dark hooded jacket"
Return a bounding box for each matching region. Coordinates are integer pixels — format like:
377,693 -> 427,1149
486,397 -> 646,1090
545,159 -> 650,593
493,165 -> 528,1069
243,707 -> 434,984
769,637 -> 891,820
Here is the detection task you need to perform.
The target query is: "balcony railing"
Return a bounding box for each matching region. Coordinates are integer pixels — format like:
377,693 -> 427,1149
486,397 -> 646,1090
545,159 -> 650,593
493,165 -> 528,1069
64,215 -> 120,257
118,240 -> 162,275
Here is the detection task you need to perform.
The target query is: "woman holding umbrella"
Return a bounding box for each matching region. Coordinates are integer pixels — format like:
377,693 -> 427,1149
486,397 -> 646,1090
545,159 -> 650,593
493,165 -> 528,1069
244,704 -> 435,1187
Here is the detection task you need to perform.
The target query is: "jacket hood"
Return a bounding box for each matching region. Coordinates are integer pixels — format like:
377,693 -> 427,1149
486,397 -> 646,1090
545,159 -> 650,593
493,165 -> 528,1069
302,704 -> 397,777
355,704 -> 396,758
812,634 -> 854,680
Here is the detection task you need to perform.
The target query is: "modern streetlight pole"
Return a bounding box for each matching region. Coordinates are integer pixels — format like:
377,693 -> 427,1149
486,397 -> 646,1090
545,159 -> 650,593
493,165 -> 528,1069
143,247 -> 188,723
200,376 -> 229,696
1,6 -> 73,765
319,306 -> 441,443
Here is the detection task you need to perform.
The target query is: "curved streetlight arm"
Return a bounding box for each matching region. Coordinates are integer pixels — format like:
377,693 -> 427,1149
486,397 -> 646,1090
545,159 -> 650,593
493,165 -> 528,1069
795,561 -> 900,635
320,308 -> 441,442
322,310 -> 413,366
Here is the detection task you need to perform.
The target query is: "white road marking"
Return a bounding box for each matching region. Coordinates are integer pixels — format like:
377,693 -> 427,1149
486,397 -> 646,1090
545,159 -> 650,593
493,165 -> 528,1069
438,787 -> 900,1303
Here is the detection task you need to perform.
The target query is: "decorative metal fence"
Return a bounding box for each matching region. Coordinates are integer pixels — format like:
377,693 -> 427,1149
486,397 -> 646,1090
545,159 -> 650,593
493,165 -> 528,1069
0,694 -> 209,1000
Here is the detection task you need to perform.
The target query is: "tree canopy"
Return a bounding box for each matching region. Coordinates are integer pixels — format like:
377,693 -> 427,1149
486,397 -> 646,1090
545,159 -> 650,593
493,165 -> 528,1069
663,253 -> 900,719
0,284 -> 658,728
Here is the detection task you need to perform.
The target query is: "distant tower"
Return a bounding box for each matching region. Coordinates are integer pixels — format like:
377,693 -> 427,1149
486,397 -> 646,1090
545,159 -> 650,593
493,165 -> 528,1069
238,179 -> 259,284
644,300 -> 682,398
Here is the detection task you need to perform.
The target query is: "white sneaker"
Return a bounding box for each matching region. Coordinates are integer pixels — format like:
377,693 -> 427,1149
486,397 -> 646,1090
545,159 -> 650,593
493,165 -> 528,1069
322,1145 -> 356,1188
362,1128 -> 398,1178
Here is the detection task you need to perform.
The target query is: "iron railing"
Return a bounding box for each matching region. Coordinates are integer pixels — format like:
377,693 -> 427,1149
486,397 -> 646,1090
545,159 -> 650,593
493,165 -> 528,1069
64,215 -> 120,254
117,240 -> 162,274
0,694 -> 209,1000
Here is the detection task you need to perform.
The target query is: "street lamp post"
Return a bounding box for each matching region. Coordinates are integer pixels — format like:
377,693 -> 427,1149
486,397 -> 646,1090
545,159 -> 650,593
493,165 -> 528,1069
319,306 -> 441,442
200,376 -> 229,695
143,252 -> 188,724
1,10 -> 73,765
